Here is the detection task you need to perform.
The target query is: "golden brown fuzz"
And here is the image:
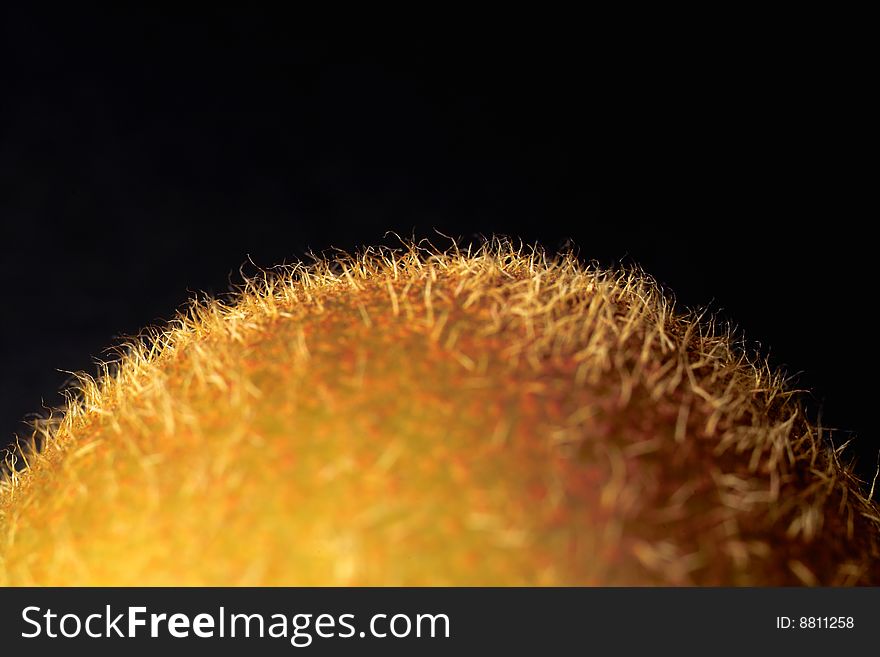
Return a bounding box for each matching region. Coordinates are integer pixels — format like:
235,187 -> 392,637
1,238 -> 878,585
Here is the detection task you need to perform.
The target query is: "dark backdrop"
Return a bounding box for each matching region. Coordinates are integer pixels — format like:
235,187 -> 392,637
1,12 -> 875,485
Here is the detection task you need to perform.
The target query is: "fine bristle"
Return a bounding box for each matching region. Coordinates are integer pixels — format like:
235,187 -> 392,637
1,237 -> 878,585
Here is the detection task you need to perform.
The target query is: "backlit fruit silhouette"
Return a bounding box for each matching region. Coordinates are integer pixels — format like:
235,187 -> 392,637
1,239 -> 878,585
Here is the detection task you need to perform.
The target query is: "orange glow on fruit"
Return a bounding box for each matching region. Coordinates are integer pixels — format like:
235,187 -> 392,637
1,239 -> 878,585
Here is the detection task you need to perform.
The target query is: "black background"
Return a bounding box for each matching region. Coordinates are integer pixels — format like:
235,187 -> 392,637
1,11 -> 875,484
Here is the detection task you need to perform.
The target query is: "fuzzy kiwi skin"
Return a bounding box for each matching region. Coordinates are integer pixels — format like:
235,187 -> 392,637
1,242 -> 878,586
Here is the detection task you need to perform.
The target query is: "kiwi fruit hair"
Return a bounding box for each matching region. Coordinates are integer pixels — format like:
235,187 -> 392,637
1,238 -> 878,586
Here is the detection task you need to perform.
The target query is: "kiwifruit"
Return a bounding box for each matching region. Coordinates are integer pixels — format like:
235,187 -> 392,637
1,238 -> 878,585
